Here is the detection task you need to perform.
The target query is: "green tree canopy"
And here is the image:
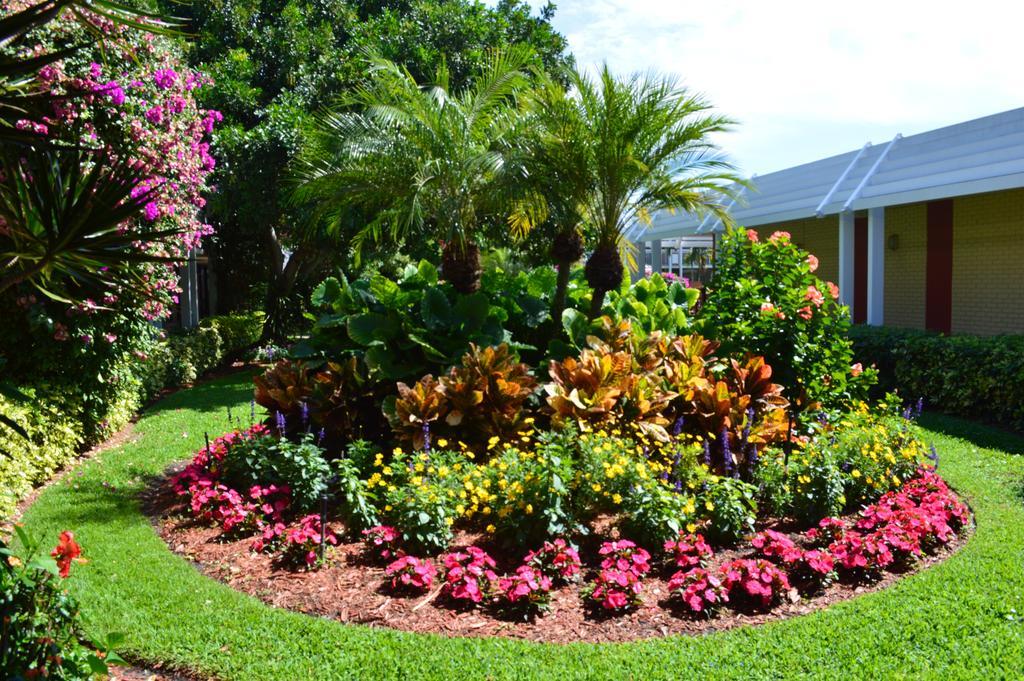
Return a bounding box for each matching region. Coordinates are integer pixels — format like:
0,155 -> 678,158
163,0 -> 572,337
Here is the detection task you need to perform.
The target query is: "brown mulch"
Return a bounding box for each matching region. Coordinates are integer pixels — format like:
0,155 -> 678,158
144,470 -> 971,645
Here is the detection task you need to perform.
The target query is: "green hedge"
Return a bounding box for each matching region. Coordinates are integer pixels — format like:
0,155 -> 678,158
849,325 -> 1024,429
1,312 -> 263,519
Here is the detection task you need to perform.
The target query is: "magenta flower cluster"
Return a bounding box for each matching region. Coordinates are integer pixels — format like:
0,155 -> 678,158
172,425 -> 344,568
385,555 -> 436,591
441,546 -> 499,603
588,540 -> 651,611
523,538 -> 582,583
8,4 -> 221,323
362,525 -> 401,561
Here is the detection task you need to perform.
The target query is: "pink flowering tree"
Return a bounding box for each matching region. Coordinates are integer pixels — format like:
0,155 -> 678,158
0,0 -> 219,439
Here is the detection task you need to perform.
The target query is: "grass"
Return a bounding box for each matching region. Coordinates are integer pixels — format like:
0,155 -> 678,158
17,373 -> 1024,680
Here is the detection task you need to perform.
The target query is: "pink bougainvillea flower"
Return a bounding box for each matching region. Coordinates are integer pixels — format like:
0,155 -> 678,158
746,229 -> 760,242
797,306 -> 813,320
826,281 -> 840,300
806,254 -> 819,272
768,230 -> 791,244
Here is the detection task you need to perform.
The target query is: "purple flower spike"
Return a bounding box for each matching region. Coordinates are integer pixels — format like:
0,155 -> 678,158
275,410 -> 286,436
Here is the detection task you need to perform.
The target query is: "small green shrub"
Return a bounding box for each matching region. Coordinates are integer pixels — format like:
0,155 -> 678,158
482,431 -> 578,546
788,450 -> 846,524
620,477 -> 697,550
221,432 -> 332,512
697,475 -> 758,545
0,392 -> 82,519
1,528 -> 123,679
332,457 -> 378,533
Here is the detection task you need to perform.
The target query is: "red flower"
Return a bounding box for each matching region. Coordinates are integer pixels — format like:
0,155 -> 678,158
51,531 -> 83,578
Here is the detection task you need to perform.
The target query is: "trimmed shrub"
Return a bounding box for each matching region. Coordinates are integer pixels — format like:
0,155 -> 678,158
1,312 -> 264,520
849,324 -> 1024,429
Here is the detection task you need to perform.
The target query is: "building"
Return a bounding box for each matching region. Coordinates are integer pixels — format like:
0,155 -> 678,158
639,107 -> 1024,335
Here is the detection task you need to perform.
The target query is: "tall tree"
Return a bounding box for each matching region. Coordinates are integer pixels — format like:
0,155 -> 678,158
162,0 -> 572,339
293,47 -> 537,293
540,65 -> 741,318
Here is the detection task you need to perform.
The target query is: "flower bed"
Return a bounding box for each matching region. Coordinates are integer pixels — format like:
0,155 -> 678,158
150,463 -> 970,642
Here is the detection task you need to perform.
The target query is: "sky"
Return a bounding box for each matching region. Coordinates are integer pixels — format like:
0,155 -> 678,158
497,0 -> 1024,176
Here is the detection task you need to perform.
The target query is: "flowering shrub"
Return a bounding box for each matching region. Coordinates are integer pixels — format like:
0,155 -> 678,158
385,556 -> 436,592
698,227 -> 875,413
720,558 -> 791,609
598,540 -> 651,576
523,538 -> 581,583
498,565 -> 553,612
664,532 -> 714,569
363,525 -> 401,561
806,517 -> 849,546
751,529 -> 802,564
667,567 -> 730,613
282,515 -> 338,568
441,546 -> 499,604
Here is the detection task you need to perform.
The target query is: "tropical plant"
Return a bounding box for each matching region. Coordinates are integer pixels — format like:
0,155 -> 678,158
296,262 -> 541,385
529,64 -> 740,318
293,47 -> 539,294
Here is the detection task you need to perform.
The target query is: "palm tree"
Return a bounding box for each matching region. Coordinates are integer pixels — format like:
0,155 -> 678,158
293,47 -> 539,294
520,71 -> 594,324
548,64 -> 741,318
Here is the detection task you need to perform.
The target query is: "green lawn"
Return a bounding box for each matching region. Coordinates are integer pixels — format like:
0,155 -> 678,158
17,373 -> 1024,680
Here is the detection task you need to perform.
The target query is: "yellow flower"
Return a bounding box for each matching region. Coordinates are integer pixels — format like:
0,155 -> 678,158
591,483 -> 602,492
486,524 -> 496,533
612,493 -> 622,505
525,504 -> 533,514
437,438 -> 449,448
392,447 -> 403,456
851,469 -> 861,478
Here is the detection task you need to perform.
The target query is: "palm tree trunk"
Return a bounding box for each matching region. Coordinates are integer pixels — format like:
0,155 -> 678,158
588,287 -> 607,319
550,260 -> 572,324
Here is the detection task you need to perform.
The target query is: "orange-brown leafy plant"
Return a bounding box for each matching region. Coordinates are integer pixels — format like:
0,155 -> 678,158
441,344 -> 538,447
386,375 -> 449,450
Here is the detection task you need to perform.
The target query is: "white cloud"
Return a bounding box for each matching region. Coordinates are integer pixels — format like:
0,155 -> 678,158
500,0 -> 1024,173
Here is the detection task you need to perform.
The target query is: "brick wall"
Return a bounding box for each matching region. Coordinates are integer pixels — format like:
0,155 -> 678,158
883,204 -> 927,329
951,188 -> 1024,335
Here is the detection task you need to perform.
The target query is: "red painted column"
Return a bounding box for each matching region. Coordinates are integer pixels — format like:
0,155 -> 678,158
925,200 -> 954,334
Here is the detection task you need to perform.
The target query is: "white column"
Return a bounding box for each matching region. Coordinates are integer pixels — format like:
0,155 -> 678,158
867,207 -> 885,326
650,239 -> 662,276
838,212 -> 856,310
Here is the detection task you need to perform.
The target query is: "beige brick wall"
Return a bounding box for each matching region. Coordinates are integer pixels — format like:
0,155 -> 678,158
951,188 -> 1024,335
883,204 -> 927,329
751,216 -> 840,284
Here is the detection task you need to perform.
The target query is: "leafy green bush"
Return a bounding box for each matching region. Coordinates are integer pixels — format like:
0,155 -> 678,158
0,392 -> 83,519
850,324 -> 1024,429
620,477 -> 697,550
787,450 -> 846,524
696,475 -> 758,545
140,312 -> 264,401
698,228 -> 874,414
482,430 -> 578,546
221,432 -> 332,512
294,262 -> 546,385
